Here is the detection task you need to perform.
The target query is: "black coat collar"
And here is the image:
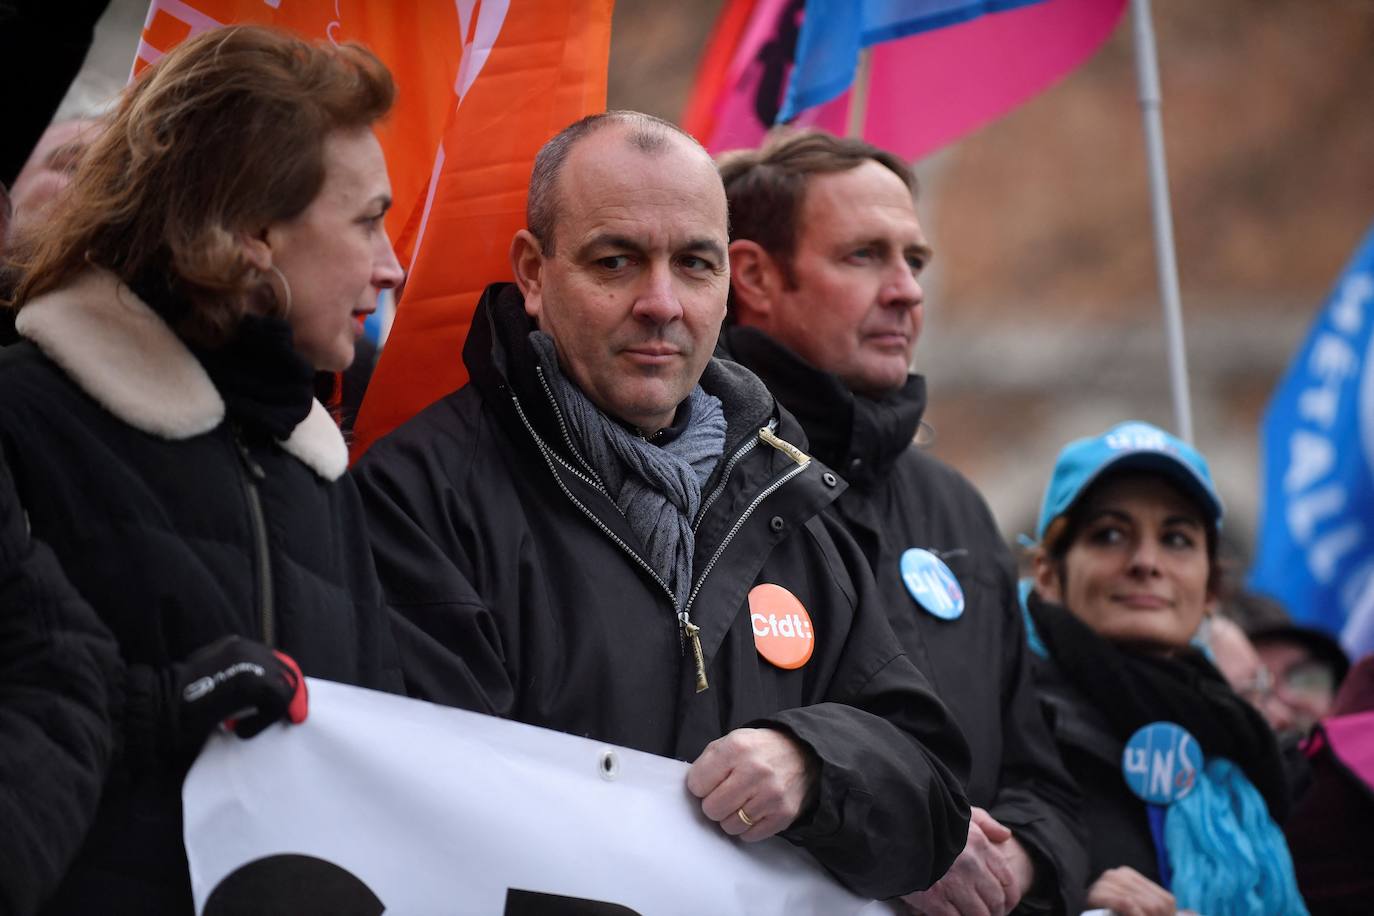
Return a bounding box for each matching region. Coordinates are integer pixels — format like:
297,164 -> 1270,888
719,324 -> 927,487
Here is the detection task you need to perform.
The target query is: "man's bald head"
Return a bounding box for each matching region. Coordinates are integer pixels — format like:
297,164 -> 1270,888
526,110 -> 713,255
508,111 -> 729,434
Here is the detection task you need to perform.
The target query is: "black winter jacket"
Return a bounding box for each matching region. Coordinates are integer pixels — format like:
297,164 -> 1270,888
1,271 -> 403,914
721,326 -> 1087,913
1033,656 -> 1163,885
355,283 -> 972,899
0,438 -> 122,916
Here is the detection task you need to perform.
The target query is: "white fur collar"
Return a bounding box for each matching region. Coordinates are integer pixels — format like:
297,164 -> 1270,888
17,270 -> 347,481
280,399 -> 350,481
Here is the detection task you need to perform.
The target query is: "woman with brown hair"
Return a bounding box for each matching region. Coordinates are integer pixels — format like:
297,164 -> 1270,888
1025,422 -> 1306,916
1,25 -> 404,914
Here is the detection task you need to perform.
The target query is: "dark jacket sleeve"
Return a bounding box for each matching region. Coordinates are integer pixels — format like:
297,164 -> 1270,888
761,516 -> 972,899
116,660 -> 197,774
352,431 -> 514,716
0,452 -> 122,916
984,548 -> 1088,915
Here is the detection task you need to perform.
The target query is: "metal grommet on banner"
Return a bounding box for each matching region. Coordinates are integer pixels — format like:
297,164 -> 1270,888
598,749 -> 620,781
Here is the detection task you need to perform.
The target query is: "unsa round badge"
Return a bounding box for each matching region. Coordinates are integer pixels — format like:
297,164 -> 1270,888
899,548 -> 965,620
1121,721 -> 1203,805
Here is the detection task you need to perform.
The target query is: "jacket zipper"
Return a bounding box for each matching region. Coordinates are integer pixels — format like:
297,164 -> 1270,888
691,421 -> 768,534
536,367 -> 604,486
681,427 -> 811,622
510,392 -> 677,602
512,388 -> 811,694
232,427 -> 275,647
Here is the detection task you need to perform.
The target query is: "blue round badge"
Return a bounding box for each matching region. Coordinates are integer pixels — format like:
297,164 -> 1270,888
1122,721 -> 1203,805
899,548 -> 965,620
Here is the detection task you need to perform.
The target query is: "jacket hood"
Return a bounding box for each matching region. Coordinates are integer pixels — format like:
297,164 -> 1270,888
719,324 -> 926,486
16,269 -> 347,481
466,283 -> 790,457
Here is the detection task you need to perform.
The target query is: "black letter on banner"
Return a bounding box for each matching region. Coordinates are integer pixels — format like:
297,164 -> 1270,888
204,854 -> 384,915
505,889 -> 643,915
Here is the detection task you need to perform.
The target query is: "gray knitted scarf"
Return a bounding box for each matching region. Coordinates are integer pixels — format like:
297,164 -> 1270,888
530,332 -> 726,610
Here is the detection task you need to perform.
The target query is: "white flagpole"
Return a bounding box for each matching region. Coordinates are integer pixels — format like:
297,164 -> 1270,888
1130,0 -> 1194,442
847,49 -> 873,138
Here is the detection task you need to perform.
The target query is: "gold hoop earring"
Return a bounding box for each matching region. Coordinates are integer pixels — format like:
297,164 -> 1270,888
268,264 -> 292,317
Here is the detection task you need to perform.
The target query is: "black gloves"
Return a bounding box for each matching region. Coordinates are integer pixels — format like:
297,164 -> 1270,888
175,635 -> 308,753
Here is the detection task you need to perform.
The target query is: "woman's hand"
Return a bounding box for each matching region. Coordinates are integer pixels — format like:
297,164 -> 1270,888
175,635 -> 308,752
1085,866 -> 1175,916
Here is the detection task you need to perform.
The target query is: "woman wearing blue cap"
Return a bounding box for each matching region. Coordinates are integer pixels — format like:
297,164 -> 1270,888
1025,421 -> 1306,916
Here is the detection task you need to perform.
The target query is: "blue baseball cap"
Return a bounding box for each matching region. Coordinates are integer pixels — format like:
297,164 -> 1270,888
1035,421 -> 1223,541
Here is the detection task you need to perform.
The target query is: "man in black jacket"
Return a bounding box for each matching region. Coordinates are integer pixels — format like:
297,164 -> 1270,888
718,129 -> 1087,915
355,111 -> 971,900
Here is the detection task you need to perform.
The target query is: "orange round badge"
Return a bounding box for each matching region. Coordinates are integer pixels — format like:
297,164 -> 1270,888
748,584 -> 815,670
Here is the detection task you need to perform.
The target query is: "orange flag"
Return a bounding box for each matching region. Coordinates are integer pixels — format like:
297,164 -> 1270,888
352,2 -> 613,459
135,1 -> 463,267
134,2 -> 614,459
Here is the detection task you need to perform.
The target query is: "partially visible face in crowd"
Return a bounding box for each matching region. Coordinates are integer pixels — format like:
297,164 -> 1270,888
264,127 -> 403,372
1253,639 -> 1338,738
1035,473 -> 1214,652
738,159 -> 930,397
8,118 -> 100,237
515,125 -> 730,433
1209,615 -> 1267,701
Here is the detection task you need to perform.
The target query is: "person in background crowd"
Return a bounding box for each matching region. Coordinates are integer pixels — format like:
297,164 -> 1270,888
716,128 -> 1085,916
1026,421 -> 1306,916
1207,614 -> 1267,701
1283,653 -> 1374,913
354,110 -> 972,900
6,117 -> 101,241
1236,592 -> 1350,744
1209,594 -> 1320,803
2,117 -> 101,344
2,25 -> 404,913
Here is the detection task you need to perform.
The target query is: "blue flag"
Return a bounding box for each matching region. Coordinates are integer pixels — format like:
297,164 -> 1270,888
1251,221 -> 1374,657
778,0 -> 1050,121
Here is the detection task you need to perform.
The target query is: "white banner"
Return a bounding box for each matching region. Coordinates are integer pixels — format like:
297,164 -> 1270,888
184,679 -> 887,915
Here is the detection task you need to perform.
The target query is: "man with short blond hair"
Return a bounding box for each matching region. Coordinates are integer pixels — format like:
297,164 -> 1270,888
720,128 -> 1087,915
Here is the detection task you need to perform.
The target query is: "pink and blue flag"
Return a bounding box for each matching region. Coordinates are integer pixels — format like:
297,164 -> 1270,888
683,0 -> 1126,160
